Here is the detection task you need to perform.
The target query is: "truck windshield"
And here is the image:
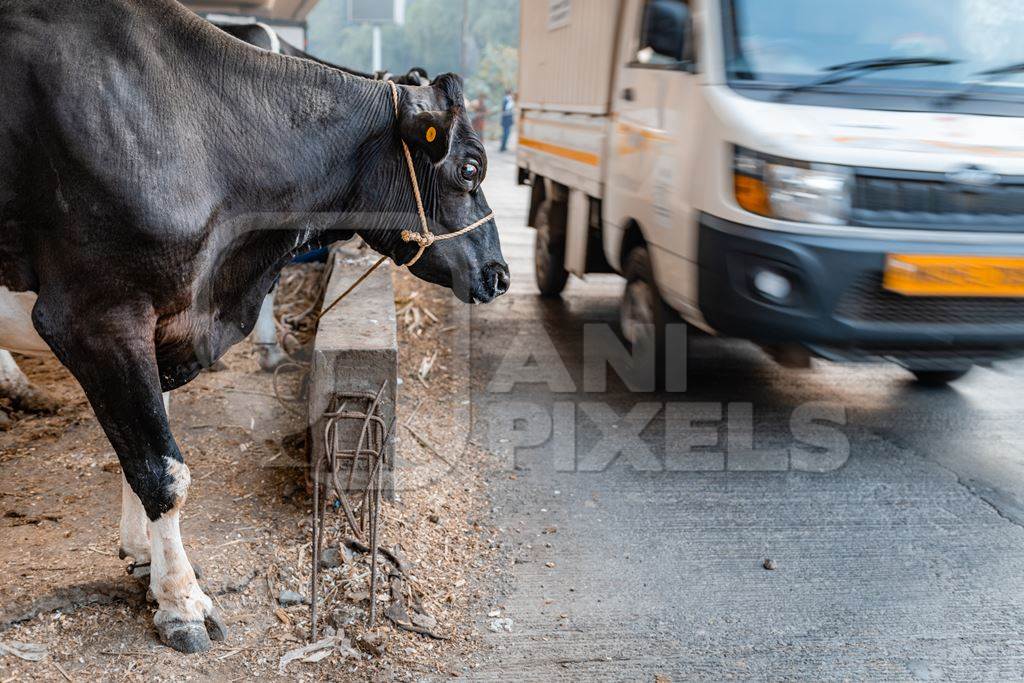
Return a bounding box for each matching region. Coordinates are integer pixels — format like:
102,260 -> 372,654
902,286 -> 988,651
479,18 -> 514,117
725,0 -> 1024,100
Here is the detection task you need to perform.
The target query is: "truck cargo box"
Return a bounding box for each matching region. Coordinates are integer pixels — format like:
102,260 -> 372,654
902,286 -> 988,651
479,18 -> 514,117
518,0 -> 624,114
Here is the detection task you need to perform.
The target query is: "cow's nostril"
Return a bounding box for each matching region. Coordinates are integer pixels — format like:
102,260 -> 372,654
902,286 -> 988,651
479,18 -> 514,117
482,262 -> 510,297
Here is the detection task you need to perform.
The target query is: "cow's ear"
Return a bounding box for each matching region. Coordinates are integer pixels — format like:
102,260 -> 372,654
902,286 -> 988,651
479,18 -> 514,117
399,109 -> 454,164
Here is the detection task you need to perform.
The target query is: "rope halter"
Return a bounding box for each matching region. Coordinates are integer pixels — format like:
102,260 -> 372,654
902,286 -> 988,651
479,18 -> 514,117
387,80 -> 494,268
314,81 -> 496,323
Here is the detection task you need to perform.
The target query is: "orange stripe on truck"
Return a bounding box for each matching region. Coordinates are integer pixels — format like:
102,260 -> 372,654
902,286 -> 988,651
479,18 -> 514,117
518,136 -> 600,166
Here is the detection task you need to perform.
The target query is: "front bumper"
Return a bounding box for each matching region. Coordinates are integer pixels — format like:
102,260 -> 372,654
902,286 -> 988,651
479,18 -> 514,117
697,214 -> 1024,361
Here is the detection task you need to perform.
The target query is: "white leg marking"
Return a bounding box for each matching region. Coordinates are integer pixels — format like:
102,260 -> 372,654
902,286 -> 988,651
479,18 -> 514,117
0,287 -> 48,354
149,460 -> 212,626
0,350 -> 32,399
253,292 -> 279,346
0,349 -> 58,414
120,474 -> 150,562
252,291 -> 288,371
150,510 -> 212,625
162,391 -> 170,417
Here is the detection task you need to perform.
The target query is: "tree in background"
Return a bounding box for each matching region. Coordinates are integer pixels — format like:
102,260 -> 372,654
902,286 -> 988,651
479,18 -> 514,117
474,43 -> 518,120
307,0 -> 519,138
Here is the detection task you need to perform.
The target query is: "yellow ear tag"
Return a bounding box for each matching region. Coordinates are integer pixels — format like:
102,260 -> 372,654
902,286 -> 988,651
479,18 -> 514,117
425,126 -> 437,143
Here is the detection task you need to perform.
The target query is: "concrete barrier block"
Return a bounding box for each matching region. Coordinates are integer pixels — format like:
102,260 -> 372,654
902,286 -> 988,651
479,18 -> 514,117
309,245 -> 397,500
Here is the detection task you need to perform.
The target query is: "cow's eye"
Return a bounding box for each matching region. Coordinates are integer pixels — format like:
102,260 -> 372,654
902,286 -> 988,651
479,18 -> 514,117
460,163 -> 479,182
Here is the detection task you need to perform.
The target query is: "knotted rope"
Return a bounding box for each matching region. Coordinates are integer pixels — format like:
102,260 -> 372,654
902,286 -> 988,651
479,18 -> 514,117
387,79 -> 494,268
316,80 -> 494,322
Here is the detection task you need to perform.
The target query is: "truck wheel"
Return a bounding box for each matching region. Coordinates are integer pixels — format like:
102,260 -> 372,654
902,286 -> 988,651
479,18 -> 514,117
621,245 -> 683,389
910,368 -> 972,386
534,199 -> 569,297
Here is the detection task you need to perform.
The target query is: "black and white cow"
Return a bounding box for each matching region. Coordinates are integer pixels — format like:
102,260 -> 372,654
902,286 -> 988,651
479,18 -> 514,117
0,21 -> 343,412
0,20 -> 426,394
0,0 -> 508,653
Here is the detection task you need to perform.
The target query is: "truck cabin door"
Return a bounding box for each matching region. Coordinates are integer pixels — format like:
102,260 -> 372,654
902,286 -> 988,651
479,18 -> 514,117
607,0 -> 699,307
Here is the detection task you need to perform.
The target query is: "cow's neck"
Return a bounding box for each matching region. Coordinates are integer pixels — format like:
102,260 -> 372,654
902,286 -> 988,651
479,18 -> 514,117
214,59 -> 395,216
172,40 -> 404,371
165,5 -> 399,218
203,44 -> 419,259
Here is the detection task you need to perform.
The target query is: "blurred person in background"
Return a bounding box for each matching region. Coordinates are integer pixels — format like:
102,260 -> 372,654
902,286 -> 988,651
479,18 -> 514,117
500,89 -> 516,152
472,96 -> 488,137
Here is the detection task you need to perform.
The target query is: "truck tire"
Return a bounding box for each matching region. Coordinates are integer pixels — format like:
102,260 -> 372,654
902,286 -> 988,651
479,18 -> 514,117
910,368 -> 972,386
621,245 -> 684,390
534,198 -> 569,297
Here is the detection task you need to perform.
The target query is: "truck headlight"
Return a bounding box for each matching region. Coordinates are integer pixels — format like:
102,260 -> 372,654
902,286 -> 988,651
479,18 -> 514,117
734,146 -> 853,225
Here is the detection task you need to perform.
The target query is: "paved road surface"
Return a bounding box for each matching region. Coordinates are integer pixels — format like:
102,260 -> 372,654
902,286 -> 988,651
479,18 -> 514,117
464,144 -> 1024,681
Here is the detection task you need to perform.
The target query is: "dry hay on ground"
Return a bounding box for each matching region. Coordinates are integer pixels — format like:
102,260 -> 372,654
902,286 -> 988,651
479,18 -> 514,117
0,267 -> 503,681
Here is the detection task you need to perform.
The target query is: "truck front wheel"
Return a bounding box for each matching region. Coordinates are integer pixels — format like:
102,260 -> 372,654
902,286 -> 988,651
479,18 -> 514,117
910,368 -> 972,386
621,245 -> 683,389
534,199 -> 569,297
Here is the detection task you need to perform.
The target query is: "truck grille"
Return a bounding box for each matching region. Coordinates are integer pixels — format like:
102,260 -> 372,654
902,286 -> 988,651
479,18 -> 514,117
851,170 -> 1024,231
834,274 -> 1024,326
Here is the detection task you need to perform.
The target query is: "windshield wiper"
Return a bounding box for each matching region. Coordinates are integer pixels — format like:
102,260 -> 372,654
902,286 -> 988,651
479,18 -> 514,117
775,57 -> 959,101
935,61 -> 1024,106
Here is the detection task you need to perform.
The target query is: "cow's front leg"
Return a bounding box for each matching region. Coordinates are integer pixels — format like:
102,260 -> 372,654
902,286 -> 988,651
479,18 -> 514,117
148,458 -> 226,651
35,300 -> 225,653
118,393 -> 169,577
120,393 -> 201,586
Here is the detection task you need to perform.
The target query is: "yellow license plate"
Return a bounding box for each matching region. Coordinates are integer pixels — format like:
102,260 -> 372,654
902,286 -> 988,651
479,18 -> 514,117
884,254 -> 1024,297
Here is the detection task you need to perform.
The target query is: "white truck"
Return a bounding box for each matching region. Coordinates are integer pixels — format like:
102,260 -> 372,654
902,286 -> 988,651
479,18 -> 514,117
517,0 -> 1024,385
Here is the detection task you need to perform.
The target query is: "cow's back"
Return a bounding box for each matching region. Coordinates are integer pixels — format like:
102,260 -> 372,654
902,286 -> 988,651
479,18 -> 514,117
0,0 -> 240,291
0,1 -> 52,291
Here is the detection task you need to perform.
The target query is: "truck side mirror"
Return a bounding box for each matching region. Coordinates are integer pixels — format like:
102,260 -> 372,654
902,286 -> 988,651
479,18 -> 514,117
642,0 -> 692,64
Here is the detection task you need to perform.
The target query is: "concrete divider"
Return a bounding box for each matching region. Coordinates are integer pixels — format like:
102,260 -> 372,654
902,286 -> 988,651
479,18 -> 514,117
308,245 -> 397,499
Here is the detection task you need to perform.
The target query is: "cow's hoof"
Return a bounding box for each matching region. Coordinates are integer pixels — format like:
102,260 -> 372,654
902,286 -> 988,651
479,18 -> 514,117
205,609 -> 228,641
0,411 -> 12,431
256,344 -> 289,372
13,388 -> 59,415
156,618 -> 213,654
205,359 -> 230,373
156,607 -> 227,653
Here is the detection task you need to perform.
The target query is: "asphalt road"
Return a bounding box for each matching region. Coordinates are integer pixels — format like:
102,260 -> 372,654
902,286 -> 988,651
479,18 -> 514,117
464,144 -> 1024,681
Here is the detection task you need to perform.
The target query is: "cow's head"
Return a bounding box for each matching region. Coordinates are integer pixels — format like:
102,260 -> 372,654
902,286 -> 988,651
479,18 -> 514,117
356,74 -> 509,304
395,67 -> 430,86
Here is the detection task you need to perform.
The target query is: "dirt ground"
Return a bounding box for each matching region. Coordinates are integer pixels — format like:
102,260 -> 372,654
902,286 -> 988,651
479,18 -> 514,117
0,268 -> 503,681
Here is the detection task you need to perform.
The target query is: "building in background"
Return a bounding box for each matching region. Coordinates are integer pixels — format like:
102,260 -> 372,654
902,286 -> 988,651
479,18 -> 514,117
348,0 -> 406,25
182,0 -> 322,48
